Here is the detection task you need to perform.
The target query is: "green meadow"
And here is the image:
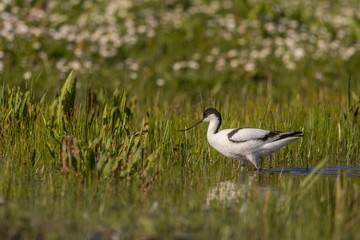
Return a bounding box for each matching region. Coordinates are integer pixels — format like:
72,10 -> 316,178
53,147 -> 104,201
1,0 -> 360,239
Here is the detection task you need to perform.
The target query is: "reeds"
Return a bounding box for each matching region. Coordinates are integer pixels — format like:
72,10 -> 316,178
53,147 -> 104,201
0,70 -> 359,239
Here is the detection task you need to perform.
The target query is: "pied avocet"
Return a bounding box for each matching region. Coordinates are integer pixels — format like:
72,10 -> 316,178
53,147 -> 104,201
179,108 -> 303,170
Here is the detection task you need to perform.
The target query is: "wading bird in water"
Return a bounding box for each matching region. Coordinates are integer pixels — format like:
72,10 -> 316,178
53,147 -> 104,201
179,108 -> 303,171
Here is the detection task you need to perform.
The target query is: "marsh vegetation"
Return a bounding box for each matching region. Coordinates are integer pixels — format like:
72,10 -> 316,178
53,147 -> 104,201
1,0 -> 360,239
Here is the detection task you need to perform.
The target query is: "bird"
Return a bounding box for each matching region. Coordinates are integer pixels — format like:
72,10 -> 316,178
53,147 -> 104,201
179,108 -> 303,171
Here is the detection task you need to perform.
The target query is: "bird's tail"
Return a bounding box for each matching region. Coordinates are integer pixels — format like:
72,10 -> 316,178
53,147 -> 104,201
263,131 -> 303,152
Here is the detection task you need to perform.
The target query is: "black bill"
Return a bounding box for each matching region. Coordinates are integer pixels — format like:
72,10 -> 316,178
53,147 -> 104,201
178,119 -> 203,132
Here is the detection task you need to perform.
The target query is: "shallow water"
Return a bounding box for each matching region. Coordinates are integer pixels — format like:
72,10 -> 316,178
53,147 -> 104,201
206,165 -> 360,207
2,163 -> 360,239
266,165 -> 360,177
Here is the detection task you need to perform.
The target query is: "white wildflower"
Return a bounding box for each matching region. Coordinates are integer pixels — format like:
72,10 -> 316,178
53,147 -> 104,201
342,47 -> 356,60
130,72 -> 137,79
215,58 -> 226,71
129,62 -> 139,71
205,55 -> 214,63
187,60 -> 199,70
265,22 -> 276,34
69,61 -> 81,71
211,47 -> 220,56
227,49 -> 238,58
244,62 -> 255,72
293,48 -> 305,60
156,78 -> 165,86
173,61 -> 187,71
23,71 -> 32,80
230,59 -> 240,68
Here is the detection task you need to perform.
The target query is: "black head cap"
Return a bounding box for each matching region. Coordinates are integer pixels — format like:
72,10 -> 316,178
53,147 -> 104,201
203,108 -> 221,119
203,108 -> 222,133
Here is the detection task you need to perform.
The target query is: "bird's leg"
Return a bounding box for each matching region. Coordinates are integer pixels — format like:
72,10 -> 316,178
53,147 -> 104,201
269,156 -> 273,170
247,156 -> 259,172
252,166 -> 262,178
254,161 -> 259,170
241,160 -> 245,168
240,160 -> 245,174
254,162 -> 262,173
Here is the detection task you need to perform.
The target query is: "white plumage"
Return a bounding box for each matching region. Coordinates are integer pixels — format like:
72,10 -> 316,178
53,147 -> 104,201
180,108 -> 303,170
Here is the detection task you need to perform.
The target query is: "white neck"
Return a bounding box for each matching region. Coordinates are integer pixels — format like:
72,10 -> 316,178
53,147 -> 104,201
206,118 -> 221,137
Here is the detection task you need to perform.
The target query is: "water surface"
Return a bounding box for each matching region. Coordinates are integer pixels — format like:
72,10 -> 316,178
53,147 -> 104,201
267,165 -> 360,177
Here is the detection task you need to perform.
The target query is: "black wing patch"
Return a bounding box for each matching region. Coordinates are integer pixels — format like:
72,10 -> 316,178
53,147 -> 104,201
228,129 -> 303,143
227,128 -> 243,139
259,131 -> 281,141
227,128 -> 249,143
276,131 -> 303,140
260,131 -> 303,142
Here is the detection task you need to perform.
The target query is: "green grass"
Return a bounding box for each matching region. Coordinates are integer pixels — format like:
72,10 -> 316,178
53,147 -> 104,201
1,0 -> 360,239
0,70 -> 359,239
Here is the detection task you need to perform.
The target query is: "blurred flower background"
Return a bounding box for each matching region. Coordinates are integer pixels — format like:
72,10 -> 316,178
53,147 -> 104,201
0,0 -> 360,97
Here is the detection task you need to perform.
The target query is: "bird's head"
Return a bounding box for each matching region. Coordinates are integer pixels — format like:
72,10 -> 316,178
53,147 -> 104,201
178,108 -> 221,131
